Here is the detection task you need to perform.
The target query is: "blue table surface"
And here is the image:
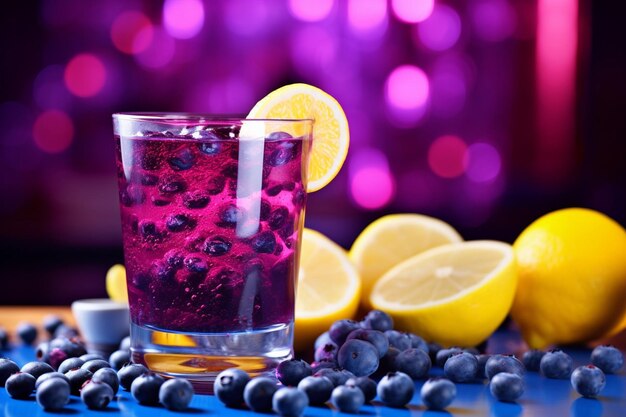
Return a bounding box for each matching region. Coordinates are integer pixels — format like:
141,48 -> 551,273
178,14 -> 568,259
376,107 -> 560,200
1,330 -> 625,417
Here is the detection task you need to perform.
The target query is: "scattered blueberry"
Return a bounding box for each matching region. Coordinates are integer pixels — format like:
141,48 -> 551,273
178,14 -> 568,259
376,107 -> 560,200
485,354 -> 525,380
337,339 -> 380,377
421,377 -> 457,410
522,350 -> 545,372
243,377 -> 278,412
428,342 -> 443,364
46,346 -> 70,370
131,373 -> 165,405
268,207 -> 289,230
314,343 -> 338,363
17,322 -> 38,345
540,349 -> 573,379
168,148 -> 195,171
314,332 -> 333,350
395,348 -> 431,380
464,347 -> 481,356
331,385 -> 365,413
119,336 -> 131,351
43,315 -> 64,337
159,378 -> 195,411
384,330 -> 412,351
372,347 -> 400,379
345,376 -> 377,403
158,174 -> 187,194
166,213 -> 196,232
53,325 -> 80,339
313,368 -> 355,387
444,352 -> 479,383
0,359 -> 20,387
118,363 -> 148,391
408,333 -> 429,353
92,367 -> 120,394
591,345 -> 624,374
329,319 -> 361,346
346,329 -> 389,358
64,368 -> 93,395
35,372 -> 69,389
21,361 -> 54,379
81,359 -> 112,373
435,347 -> 464,368
5,372 -> 36,399
82,381 -> 114,410
362,310 -> 394,332
571,365 -> 606,398
80,354 -> 105,362
276,359 -> 312,386
58,357 -> 85,375
183,190 -> 210,209
251,231 -> 277,253
215,368 -> 251,407
490,372 -> 524,402
203,236 -> 232,256
109,349 -> 131,371
310,360 -> 337,374
272,387 -> 309,417
49,336 -> 86,358
476,354 -> 491,379
377,371 -> 414,408
36,378 -> 70,411
297,375 -> 334,405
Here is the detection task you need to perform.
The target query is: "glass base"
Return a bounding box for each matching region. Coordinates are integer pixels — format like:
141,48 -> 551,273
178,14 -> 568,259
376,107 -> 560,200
130,321 -> 293,394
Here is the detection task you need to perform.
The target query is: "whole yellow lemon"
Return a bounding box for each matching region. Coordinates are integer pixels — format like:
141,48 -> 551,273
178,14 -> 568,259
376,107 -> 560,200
512,208 -> 626,349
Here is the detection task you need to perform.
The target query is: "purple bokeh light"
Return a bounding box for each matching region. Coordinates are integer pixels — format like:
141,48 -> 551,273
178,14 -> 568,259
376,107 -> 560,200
466,143 -> 502,182
289,0 -> 334,22
347,0 -> 387,36
134,28 -> 176,69
33,66 -> 72,110
224,0 -> 272,36
163,0 -> 205,39
111,11 -> 154,54
471,0 -> 517,42
430,64 -> 467,118
391,0 -> 434,24
291,26 -> 338,77
416,4 -> 462,51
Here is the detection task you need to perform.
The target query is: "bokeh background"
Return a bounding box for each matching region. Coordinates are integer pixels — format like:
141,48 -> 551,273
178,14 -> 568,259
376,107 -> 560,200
1,0 -> 624,305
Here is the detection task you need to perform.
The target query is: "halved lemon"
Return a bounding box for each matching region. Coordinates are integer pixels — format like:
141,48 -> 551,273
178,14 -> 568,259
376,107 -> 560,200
349,214 -> 462,310
106,264 -> 128,303
294,228 -> 361,351
370,241 -> 517,347
246,83 -> 349,192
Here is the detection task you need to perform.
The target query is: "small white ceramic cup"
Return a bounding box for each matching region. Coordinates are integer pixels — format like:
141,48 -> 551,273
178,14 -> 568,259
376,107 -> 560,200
71,298 -> 130,355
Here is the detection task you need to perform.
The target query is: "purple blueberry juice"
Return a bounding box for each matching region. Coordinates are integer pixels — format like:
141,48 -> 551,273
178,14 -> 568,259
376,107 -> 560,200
113,115 -> 312,390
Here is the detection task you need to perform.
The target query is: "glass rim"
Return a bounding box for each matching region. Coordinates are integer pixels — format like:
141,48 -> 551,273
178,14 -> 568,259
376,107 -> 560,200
112,112 -> 314,123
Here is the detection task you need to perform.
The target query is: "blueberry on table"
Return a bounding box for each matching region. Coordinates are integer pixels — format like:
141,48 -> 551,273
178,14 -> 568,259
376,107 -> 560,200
522,349 -> 545,372
372,347 -> 400,379
444,352 -> 479,383
215,368 -> 251,407
131,373 -> 165,405
591,345 -> 624,374
435,347 -> 464,368
314,332 -> 333,350
65,368 -> 93,395
362,310 -> 394,332
490,372 -> 524,402
377,371 -> 414,408
81,359 -> 112,373
395,347 -> 431,380
276,359 -> 312,386
485,354 -> 525,380
540,349 -> 573,379
49,336 -> 86,358
421,377 -> 457,410
119,336 -> 131,351
428,342 -> 444,363
0,358 -> 20,387
313,368 -> 355,387
21,361 -> 54,379
314,343 -> 338,363
408,333 -> 429,353
329,319 -> 362,346
92,367 -> 120,394
43,315 -> 64,337
53,325 -> 80,339
109,349 -> 131,371
82,381 -> 115,410
160,378 -> 195,411
6,372 -> 36,399
384,330 -> 412,351
331,385 -> 365,413
80,353 -> 105,362
36,378 -> 70,411
310,360 -> 337,374
345,376 -> 377,403
243,377 -> 278,412
297,375 -> 334,405
346,329 -> 389,358
337,339 -> 380,377
272,387 -> 309,417
118,363 -> 148,391
571,365 -> 606,398
476,354 -> 492,379
35,372 -> 69,389
17,322 -> 38,345
58,357 -> 85,374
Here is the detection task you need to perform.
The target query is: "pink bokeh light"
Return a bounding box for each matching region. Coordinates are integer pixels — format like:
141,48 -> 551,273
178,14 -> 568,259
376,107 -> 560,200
135,29 -> 176,69
347,0 -> 387,33
163,0 -> 205,39
391,0 -> 434,23
288,0 -> 334,22
416,4 -> 462,51
428,135 -> 468,178
385,65 -> 429,110
64,54 -> 106,98
466,143 -> 502,182
349,148 -> 395,210
470,0 -> 517,42
33,110 -> 74,154
111,11 -> 154,54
